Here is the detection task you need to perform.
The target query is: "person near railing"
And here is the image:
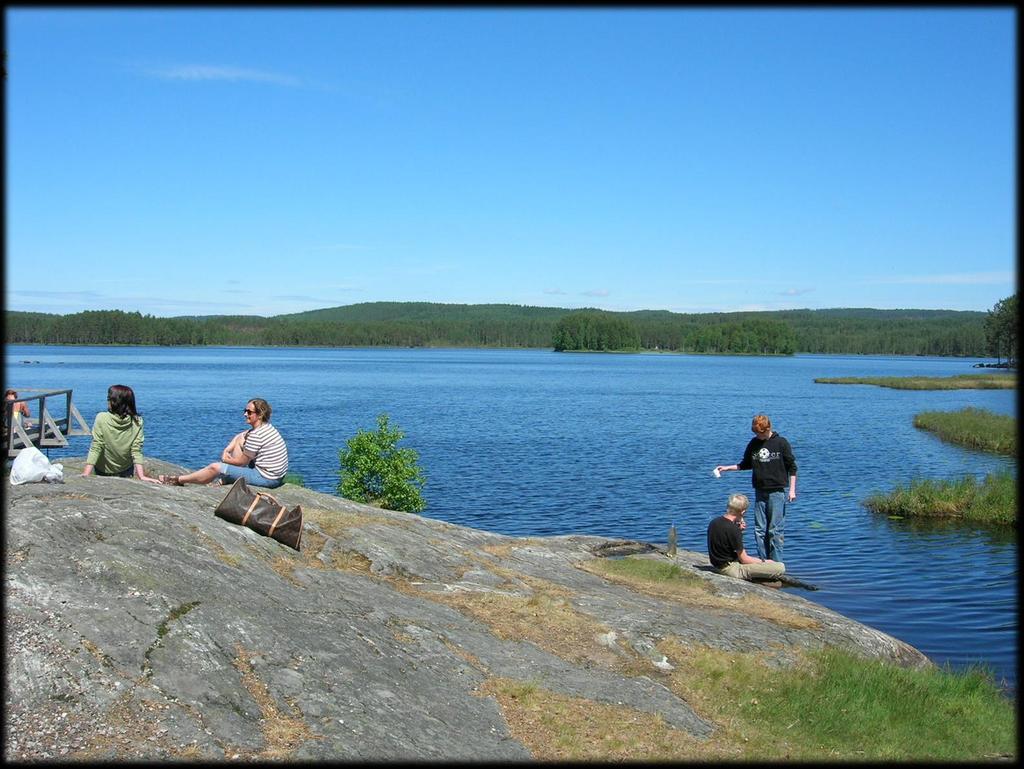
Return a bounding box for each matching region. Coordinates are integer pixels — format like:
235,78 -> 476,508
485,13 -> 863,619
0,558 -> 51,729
5,389 -> 33,430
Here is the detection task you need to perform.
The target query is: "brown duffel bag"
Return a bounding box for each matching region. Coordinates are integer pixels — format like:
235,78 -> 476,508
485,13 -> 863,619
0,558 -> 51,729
214,477 -> 302,551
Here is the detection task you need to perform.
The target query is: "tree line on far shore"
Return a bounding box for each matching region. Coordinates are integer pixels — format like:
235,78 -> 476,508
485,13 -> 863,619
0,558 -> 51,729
5,297 -> 1014,358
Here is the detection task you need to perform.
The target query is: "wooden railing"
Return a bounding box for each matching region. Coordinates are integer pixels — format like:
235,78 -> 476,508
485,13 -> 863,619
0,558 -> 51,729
3,389 -> 92,457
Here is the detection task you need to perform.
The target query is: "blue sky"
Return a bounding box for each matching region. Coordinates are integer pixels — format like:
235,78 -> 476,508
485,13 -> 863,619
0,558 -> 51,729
5,8 -> 1017,317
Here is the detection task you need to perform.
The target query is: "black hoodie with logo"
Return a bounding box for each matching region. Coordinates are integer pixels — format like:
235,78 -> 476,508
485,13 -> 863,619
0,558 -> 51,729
737,432 -> 797,492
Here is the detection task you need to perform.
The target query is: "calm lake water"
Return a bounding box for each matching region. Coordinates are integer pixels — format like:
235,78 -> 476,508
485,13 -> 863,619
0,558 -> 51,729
5,345 -> 1017,694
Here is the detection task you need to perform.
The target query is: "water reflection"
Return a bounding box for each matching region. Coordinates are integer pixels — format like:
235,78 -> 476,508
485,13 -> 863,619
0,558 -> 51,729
874,511 -> 1017,549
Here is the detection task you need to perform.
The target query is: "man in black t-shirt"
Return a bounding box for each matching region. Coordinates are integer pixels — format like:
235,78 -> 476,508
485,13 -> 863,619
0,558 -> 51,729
707,492 -> 785,582
714,413 -> 797,563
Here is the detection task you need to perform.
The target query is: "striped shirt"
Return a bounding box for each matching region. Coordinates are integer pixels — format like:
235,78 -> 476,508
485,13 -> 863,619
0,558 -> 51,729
243,422 -> 289,480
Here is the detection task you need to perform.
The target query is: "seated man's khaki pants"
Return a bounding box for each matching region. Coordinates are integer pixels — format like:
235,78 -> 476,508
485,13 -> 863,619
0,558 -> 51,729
718,560 -> 785,581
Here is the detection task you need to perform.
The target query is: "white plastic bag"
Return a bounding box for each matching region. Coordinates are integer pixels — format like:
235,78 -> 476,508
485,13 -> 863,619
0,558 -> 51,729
9,446 -> 60,485
44,462 -> 64,483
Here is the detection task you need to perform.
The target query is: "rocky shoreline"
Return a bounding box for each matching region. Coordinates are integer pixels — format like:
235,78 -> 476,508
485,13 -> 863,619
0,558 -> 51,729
5,457 -> 929,761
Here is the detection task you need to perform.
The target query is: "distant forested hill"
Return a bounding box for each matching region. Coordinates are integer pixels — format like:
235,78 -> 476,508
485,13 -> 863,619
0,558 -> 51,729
276,302 -> 573,323
624,308 -> 985,356
5,303 -> 988,357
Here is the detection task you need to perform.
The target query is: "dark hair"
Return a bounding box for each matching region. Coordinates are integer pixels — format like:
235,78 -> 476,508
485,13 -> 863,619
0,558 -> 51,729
108,385 -> 141,424
5,390 -> 17,398
248,398 -> 272,423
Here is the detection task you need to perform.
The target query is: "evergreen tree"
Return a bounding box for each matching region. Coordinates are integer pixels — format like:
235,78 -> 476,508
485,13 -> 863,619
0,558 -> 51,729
984,294 -> 1017,366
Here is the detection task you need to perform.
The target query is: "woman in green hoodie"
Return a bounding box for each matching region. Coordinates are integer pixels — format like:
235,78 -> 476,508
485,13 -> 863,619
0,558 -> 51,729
81,385 -> 159,482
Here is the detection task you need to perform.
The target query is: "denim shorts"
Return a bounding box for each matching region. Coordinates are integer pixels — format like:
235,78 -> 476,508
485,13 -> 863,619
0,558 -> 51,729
216,463 -> 283,489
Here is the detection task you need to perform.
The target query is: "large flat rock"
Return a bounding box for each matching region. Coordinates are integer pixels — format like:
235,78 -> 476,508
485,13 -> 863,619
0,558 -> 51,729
4,457 -> 929,760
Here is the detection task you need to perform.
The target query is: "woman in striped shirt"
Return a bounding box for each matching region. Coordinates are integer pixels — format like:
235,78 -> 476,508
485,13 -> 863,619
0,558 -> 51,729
159,398 -> 289,488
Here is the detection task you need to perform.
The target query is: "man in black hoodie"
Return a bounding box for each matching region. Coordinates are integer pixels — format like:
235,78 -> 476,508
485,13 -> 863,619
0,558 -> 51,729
714,413 -> 797,562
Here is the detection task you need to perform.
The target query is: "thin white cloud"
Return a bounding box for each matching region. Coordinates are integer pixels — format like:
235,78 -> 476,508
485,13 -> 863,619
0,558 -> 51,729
8,289 -> 253,309
864,271 -> 1013,286
675,278 -> 750,286
10,290 -> 106,300
126,296 -> 254,309
270,291 -> 363,304
273,294 -> 328,302
146,64 -> 302,87
779,287 -> 814,297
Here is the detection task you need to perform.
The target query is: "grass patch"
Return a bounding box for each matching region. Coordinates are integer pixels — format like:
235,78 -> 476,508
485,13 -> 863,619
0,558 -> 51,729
480,676 -> 707,760
441,636 -> 486,671
914,407 -> 1016,455
864,471 -> 1016,525
438,587 -> 629,671
233,644 -> 321,758
270,555 -> 302,585
80,637 -> 115,668
151,601 -> 200,644
143,600 -> 201,677
328,548 -> 374,574
281,472 -> 305,486
480,537 -> 552,558
658,640 -> 1015,760
814,373 -> 1015,390
164,600 -> 199,626
298,530 -> 327,564
191,526 -> 243,567
411,566 -> 643,673
591,555 -> 708,586
481,543 -> 516,558
302,506 -> 381,538
580,556 -> 819,630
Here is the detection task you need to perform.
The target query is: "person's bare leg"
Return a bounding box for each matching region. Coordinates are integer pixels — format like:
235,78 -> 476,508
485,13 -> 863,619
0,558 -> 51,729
161,463 -> 221,485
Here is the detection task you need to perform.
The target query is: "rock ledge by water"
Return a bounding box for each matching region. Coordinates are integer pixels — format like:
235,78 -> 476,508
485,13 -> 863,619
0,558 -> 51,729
4,457 -> 929,761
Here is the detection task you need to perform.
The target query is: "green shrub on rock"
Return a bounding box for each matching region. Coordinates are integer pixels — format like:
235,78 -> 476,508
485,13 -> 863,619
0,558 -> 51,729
337,413 -> 427,513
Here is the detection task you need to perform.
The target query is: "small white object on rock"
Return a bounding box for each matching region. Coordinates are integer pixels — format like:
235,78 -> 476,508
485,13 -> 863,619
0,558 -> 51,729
597,630 -> 618,648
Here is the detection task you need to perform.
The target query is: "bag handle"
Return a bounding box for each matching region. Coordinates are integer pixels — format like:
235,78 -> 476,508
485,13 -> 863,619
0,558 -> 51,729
241,496 -> 261,527
239,489 -> 284,528
267,506 -> 288,537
